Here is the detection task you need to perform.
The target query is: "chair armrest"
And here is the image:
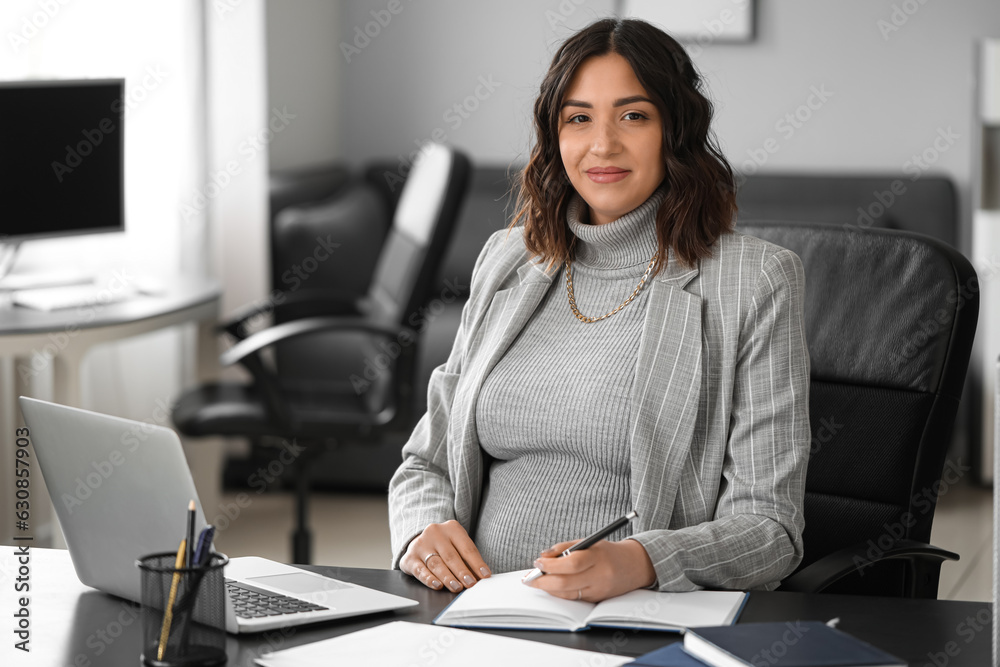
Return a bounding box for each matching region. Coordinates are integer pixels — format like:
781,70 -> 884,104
223,315 -> 420,435
220,316 -> 412,367
779,538 -> 959,596
216,290 -> 364,340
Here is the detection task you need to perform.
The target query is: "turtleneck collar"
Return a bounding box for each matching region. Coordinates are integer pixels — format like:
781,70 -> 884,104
567,185 -> 666,270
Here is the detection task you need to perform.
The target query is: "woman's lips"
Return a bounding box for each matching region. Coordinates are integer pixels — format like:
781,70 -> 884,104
586,169 -> 630,184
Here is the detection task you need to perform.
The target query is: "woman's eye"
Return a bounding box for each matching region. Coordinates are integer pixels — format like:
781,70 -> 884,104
565,111 -> 646,124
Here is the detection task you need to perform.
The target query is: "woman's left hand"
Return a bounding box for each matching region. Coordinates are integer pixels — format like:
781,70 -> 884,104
523,539 -> 657,602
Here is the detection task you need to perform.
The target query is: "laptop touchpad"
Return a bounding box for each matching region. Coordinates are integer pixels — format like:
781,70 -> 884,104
246,573 -> 350,595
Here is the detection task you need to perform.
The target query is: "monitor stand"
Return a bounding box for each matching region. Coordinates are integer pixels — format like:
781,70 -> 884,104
0,240 -> 20,281
0,242 -> 95,291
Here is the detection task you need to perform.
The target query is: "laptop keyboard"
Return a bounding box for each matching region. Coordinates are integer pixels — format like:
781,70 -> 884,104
226,579 -> 329,618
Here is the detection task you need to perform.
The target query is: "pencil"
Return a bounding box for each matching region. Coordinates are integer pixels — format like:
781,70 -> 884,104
157,539 -> 187,660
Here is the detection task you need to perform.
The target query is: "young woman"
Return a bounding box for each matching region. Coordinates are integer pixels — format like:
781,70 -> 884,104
388,17 -> 811,603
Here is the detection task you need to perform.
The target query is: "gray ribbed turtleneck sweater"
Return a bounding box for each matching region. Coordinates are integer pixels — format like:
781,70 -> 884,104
474,185 -> 667,573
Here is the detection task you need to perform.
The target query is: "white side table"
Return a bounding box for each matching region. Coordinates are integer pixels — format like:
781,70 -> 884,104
0,277 -> 222,549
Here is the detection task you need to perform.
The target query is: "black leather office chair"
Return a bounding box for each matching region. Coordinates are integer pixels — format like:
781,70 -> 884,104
172,143 -> 472,564
738,222 -> 978,598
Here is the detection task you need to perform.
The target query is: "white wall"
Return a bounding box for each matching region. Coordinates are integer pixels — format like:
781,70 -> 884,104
690,0 -> 1000,251
295,0 -> 999,250
336,0 -> 615,167
265,0 -> 342,171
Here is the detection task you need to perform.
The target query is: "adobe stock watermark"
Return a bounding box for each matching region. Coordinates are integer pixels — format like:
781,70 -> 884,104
243,625 -> 298,665
746,621 -> 811,666
894,254 -> 998,364
340,0 -> 414,63
180,106 -> 295,222
412,627 -> 461,664
684,0 -> 753,59
847,127 -> 959,232
877,0 -> 933,41
212,0 -> 247,18
16,269 -> 141,382
349,277 -> 467,393
70,599 -> 141,665
923,605 -> 991,667
234,234 -> 342,338
209,439 -> 306,534
50,65 -> 168,183
544,0 -> 588,30
382,75 -> 501,192
852,457 -> 971,575
58,396 -> 175,515
7,0 -> 71,53
809,416 -> 843,456
572,595 -> 667,664
734,85 -> 834,186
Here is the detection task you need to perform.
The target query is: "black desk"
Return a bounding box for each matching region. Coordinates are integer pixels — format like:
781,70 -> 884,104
25,548 -> 991,666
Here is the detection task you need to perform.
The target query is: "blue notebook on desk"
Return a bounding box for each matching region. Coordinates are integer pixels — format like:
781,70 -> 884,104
628,642 -> 710,666
433,571 -> 746,633
683,621 -> 906,666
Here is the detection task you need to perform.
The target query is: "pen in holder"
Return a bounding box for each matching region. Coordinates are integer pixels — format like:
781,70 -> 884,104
137,551 -> 228,667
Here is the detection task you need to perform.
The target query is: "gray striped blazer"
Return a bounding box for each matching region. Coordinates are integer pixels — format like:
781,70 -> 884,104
388,225 -> 811,591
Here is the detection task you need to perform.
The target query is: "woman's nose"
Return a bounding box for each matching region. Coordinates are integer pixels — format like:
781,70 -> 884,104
590,120 -> 622,156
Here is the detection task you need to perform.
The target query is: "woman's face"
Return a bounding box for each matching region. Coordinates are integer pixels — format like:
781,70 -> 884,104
558,52 -> 666,226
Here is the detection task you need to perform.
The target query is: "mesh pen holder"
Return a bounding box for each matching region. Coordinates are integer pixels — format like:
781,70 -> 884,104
137,551 -> 229,667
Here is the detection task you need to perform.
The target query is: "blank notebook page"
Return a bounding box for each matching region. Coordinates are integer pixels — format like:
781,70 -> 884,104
435,570 -> 592,628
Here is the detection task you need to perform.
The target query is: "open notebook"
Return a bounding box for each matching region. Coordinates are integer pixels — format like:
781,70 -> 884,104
433,570 -> 747,632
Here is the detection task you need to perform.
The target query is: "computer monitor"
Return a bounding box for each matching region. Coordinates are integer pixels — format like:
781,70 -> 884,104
0,79 -> 125,243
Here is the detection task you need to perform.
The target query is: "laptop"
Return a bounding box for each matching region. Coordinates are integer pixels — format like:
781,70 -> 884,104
18,396 -> 418,634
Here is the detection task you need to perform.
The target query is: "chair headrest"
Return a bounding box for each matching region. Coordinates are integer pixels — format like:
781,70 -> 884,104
739,222 -> 978,396
393,143 -> 454,245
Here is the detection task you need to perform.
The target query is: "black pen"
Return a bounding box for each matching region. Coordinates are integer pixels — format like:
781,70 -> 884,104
521,510 -> 638,584
186,499 -> 196,568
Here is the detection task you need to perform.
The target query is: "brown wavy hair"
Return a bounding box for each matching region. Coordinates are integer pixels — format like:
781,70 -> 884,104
510,18 -> 737,274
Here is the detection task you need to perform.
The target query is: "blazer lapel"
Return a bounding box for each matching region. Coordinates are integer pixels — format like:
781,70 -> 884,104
630,258 -> 702,533
449,260 -> 557,528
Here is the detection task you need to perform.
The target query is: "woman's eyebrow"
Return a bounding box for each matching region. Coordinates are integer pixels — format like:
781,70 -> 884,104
560,95 -> 654,109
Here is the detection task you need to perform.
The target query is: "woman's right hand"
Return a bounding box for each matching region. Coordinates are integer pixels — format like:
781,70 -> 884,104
399,520 -> 491,592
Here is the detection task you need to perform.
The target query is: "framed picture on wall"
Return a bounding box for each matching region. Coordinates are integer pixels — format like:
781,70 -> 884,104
621,0 -> 755,43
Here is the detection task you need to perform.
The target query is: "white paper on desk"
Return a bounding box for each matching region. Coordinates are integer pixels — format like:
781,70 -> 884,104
254,620 -> 633,667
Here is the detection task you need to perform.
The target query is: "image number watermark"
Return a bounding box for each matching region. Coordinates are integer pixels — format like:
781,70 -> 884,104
13,426 -> 33,652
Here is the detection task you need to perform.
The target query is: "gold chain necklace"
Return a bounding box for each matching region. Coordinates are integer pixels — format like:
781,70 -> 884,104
565,251 -> 658,323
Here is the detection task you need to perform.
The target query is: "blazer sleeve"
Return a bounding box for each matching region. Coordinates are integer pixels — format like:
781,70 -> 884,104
629,248 -> 811,591
387,231 -> 502,568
